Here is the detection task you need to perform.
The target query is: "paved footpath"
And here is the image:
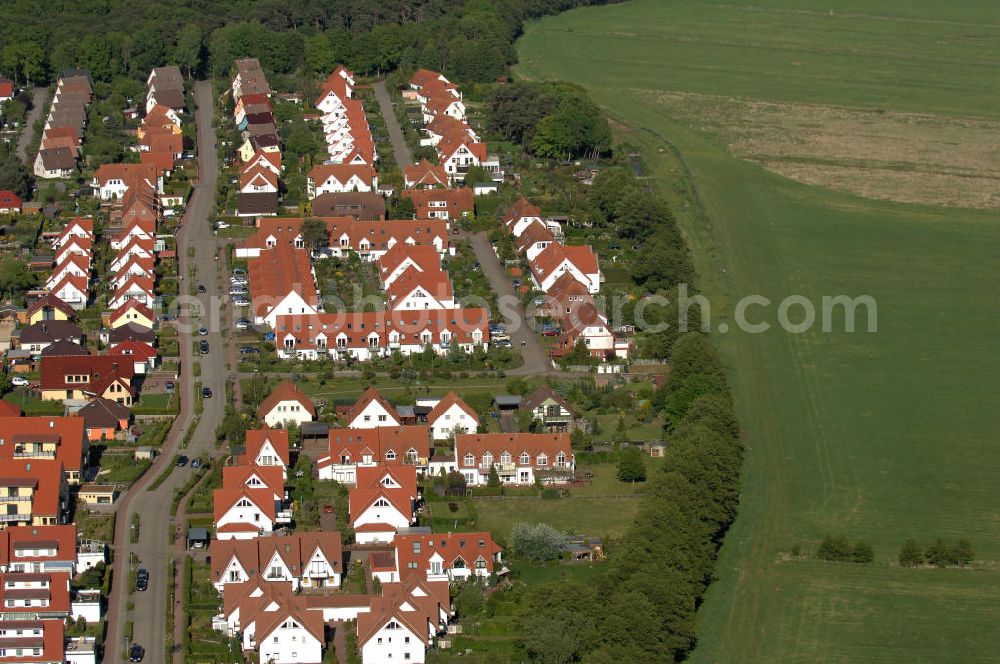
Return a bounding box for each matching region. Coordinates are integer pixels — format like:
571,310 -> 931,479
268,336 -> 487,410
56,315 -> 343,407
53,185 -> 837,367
16,87 -> 47,164
373,79 -> 414,169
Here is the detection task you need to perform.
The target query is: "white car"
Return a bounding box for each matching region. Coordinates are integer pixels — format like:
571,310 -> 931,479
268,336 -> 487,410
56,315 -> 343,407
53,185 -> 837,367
214,221 -> 230,230
11,376 -> 29,387
233,296 -> 250,307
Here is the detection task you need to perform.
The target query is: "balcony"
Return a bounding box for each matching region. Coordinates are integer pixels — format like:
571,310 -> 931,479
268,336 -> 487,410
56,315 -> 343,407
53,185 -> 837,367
0,495 -> 32,503
0,513 -> 30,523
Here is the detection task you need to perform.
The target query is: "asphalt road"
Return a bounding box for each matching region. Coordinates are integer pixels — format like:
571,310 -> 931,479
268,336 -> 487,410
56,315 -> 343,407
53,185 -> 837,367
373,80 -> 414,169
467,231 -> 553,375
104,80 -> 226,663
16,87 -> 47,164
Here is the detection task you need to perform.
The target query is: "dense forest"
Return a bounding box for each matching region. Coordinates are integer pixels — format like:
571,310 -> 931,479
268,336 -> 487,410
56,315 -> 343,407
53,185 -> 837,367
0,0 -> 619,86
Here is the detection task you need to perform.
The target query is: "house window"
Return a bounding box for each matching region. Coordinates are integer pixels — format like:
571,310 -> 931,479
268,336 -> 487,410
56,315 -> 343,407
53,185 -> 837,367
463,454 -> 474,467
537,455 -> 548,466
520,453 -> 529,464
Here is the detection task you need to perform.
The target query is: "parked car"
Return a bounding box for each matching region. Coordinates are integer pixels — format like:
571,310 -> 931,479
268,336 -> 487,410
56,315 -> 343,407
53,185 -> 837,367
231,267 -> 247,277
229,286 -> 248,296
202,386 -> 213,398
235,318 -> 251,330
495,339 -> 512,348
199,340 -> 209,355
191,458 -> 202,469
197,284 -> 207,294
11,376 -> 29,387
129,644 -> 144,662
135,568 -> 149,591
165,381 -> 174,393
233,296 -> 250,307
511,279 -> 521,289
214,220 -> 230,230
240,345 -> 260,354
176,456 -> 188,467
198,326 -> 208,336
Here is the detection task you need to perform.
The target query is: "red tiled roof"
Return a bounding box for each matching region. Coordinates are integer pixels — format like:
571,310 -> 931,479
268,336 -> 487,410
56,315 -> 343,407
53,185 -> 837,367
257,381 -> 316,420
402,187 -> 473,219
403,160 -> 448,188
0,417 -> 85,475
240,428 -> 291,467
349,465 -> 417,523
427,392 -> 478,426
394,531 -> 501,576
321,426 -> 430,468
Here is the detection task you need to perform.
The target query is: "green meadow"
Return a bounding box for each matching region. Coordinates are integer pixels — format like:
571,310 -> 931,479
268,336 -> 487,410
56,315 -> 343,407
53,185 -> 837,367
518,1 -> 1000,661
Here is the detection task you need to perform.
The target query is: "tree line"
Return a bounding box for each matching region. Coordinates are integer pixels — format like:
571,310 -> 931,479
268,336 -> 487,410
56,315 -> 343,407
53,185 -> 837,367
0,0 -> 623,87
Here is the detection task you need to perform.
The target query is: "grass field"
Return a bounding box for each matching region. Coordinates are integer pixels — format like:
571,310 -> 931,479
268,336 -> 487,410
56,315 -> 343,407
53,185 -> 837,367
518,1 -> 1000,661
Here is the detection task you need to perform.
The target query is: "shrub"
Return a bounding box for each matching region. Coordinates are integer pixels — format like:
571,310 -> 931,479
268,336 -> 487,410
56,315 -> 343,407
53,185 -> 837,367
816,535 -> 852,562
898,538 -> 924,567
510,522 -> 567,562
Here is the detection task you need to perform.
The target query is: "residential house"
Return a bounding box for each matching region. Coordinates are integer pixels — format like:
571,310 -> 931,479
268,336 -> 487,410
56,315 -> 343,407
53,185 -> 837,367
39,355 -> 135,406
425,392 -> 479,441
529,243 -> 602,294
246,243 -> 319,328
377,244 -> 442,289
273,308 -> 489,362
238,429 -> 291,478
77,398 -> 131,442
47,275 -> 88,311
0,416 -> 87,484
257,382 -> 316,429
386,269 -> 455,311
34,148 -> 76,179
317,426 -> 431,483
213,486 -> 279,541
345,387 -> 400,429
380,532 -> 502,584
454,433 -> 575,486
403,160 -> 449,189
519,387 -> 580,432
0,191 -> 21,214
0,524 -> 78,574
402,187 -> 473,221
17,321 -> 83,355
209,532 -> 343,592
0,460 -> 68,527
108,300 -> 155,330
349,465 -> 418,544
503,198 -> 543,237
306,164 -> 377,198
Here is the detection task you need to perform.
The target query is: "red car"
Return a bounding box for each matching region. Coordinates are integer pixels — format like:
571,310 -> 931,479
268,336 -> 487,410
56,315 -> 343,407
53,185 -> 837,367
323,504 -> 334,514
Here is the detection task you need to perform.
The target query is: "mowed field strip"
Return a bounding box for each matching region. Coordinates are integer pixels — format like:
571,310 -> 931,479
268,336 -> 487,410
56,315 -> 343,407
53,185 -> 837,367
518,1 -> 1000,661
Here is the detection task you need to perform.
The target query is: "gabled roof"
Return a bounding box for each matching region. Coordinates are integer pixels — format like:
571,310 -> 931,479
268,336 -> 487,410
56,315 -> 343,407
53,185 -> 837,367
240,428 -> 291,467
0,459 -> 64,517
520,386 -> 576,415
26,294 -> 75,320
455,432 -> 573,466
107,340 -> 158,361
39,355 -> 134,393
427,392 -> 479,426
308,163 -> 376,188
256,381 -> 316,421
349,465 -> 418,523
394,531 -> 501,576
109,299 -> 155,326
213,486 -> 276,524
402,187 -> 474,219
386,267 -> 453,307
321,426 -> 430,468
0,524 -> 76,568
503,197 -> 541,226
247,243 -> 319,320
107,322 -> 155,344
18,321 -> 83,345
222,464 -> 284,497
403,160 -> 449,188
348,387 -> 398,426
39,339 -> 90,358
210,531 -> 342,586
530,243 -> 599,285
377,244 -> 442,284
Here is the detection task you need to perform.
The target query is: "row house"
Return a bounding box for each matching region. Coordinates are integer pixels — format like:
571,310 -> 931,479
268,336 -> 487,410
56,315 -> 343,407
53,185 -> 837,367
236,217 -> 450,262
209,531 -> 343,593
25,295 -> 75,326
401,187 -> 473,221
0,460 -> 68,528
213,481 -> 289,542
0,417 -> 87,484
232,58 -> 271,101
217,580 -> 326,663
273,308 -> 489,362
0,524 -> 101,576
238,429 -> 290,478
317,425 -> 431,484
92,163 -> 162,201
306,164 -> 377,198
408,69 -> 501,184
529,242 -> 602,295
403,159 -> 449,189
107,300 -> 155,330
452,433 -> 575,487
34,70 -> 91,180
386,269 -> 456,311
51,218 -> 94,251
315,66 -> 375,165
146,65 -> 185,113
246,242 -> 320,328
348,466 -> 419,544
373,532 -> 502,585
358,578 -> 452,664
232,58 -> 283,218
377,244 -> 442,289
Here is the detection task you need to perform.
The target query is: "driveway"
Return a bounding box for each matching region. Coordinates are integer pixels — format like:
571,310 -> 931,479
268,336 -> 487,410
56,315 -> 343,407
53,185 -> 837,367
467,231 -> 553,375
16,87 -> 46,164
373,80 -> 414,168
104,79 -> 227,664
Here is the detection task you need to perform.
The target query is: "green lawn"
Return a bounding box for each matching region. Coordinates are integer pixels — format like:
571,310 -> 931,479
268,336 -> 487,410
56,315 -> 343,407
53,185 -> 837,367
473,495 -> 641,544
519,2 -> 1000,661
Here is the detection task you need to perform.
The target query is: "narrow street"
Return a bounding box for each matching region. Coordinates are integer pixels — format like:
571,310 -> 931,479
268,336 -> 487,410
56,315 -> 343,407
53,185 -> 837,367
16,87 -> 47,164
373,80 -> 414,169
104,79 -> 227,663
467,231 -> 553,376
